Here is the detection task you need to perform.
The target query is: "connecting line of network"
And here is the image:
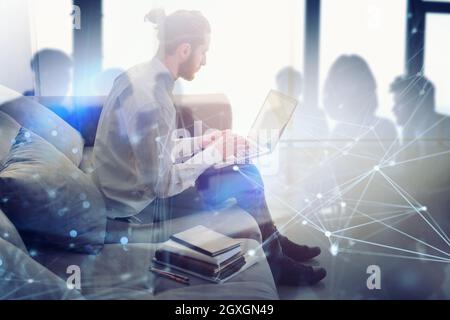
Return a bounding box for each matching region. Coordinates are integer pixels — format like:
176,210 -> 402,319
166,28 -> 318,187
234,88 -> 450,265
152,64 -> 449,266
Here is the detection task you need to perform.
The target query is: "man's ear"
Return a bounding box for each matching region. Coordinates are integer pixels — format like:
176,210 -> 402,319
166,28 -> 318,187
177,43 -> 192,62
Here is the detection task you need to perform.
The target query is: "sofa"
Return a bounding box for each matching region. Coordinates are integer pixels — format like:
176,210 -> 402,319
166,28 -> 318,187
0,87 -> 278,300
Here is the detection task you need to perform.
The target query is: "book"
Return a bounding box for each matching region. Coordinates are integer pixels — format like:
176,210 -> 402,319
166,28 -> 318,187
155,250 -> 245,277
152,257 -> 246,284
170,225 -> 241,257
158,239 -> 242,266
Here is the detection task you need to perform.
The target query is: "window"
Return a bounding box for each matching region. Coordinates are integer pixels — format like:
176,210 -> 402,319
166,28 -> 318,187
424,13 -> 450,116
102,0 -> 305,134
28,0 -> 74,95
320,0 -> 406,120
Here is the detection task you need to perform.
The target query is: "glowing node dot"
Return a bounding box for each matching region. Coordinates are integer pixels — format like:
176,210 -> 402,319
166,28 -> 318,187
316,193 -> 323,199
51,130 -> 58,137
420,206 -> 427,211
69,230 -> 78,238
72,148 -> 78,154
24,131 -> 31,138
232,165 -> 239,171
373,165 -> 380,171
302,220 -> 308,226
27,278 -> 34,284
3,232 -> 9,238
340,202 -> 346,208
120,237 -> 129,245
324,231 -> 331,238
247,250 -> 255,257
330,244 -> 339,256
389,160 -> 396,166
82,201 -> 91,209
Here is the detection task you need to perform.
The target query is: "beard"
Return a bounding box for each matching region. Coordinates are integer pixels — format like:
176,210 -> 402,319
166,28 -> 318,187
178,55 -> 198,81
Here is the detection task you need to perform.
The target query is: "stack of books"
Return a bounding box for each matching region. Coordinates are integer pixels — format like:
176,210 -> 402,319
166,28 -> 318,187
152,225 -> 246,283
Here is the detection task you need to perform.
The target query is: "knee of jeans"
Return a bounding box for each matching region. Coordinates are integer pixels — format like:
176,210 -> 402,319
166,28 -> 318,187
236,164 -> 264,190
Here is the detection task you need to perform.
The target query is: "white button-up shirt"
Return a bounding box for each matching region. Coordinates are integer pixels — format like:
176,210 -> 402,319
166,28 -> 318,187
92,58 -> 222,218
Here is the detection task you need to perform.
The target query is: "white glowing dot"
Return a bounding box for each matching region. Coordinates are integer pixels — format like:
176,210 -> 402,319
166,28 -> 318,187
420,206 -> 427,211
304,198 -> 310,203
72,148 -> 78,154
340,202 -> 346,208
316,193 -> 323,199
373,165 -> 380,171
247,250 -> 255,256
24,131 -> 31,138
82,201 -> 91,209
69,230 -> 78,238
29,250 -> 37,257
48,190 -> 56,198
330,244 -> 339,256
302,220 -> 308,226
130,135 -> 140,144
389,160 -> 396,166
120,237 -> 129,245
325,231 -> 331,238
232,165 -> 239,171
155,137 -> 161,142
27,278 -> 34,284
51,130 -> 58,137
3,232 -> 9,238
0,259 -> 2,267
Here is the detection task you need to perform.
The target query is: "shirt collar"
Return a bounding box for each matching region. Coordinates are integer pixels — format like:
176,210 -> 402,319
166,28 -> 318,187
150,57 -> 175,93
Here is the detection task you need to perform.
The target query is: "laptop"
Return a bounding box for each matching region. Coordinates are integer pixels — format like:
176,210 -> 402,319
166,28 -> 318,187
214,90 -> 298,168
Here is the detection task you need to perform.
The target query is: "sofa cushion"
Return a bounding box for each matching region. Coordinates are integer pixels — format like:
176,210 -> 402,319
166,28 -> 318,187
33,241 -> 277,300
0,128 -> 107,254
0,111 -> 21,162
0,237 -> 83,300
0,85 -> 84,166
0,208 -> 27,252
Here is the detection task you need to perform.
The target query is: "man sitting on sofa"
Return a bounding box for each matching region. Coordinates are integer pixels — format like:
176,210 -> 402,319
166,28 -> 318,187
92,9 -> 326,286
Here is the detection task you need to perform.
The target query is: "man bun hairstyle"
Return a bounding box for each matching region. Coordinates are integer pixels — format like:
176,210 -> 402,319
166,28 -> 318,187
145,9 -> 211,54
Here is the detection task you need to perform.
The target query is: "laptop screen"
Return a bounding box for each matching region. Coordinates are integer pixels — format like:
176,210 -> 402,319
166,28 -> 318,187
247,90 -> 298,151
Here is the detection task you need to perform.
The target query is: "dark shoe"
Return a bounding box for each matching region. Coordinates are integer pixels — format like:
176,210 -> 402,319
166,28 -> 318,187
269,255 -> 327,286
278,233 -> 321,262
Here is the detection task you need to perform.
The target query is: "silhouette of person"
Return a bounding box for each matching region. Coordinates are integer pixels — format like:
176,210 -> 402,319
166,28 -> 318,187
274,67 -> 337,225
23,49 -> 73,122
390,75 -> 450,244
322,55 -> 399,239
24,49 -> 73,104
276,66 -> 329,140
